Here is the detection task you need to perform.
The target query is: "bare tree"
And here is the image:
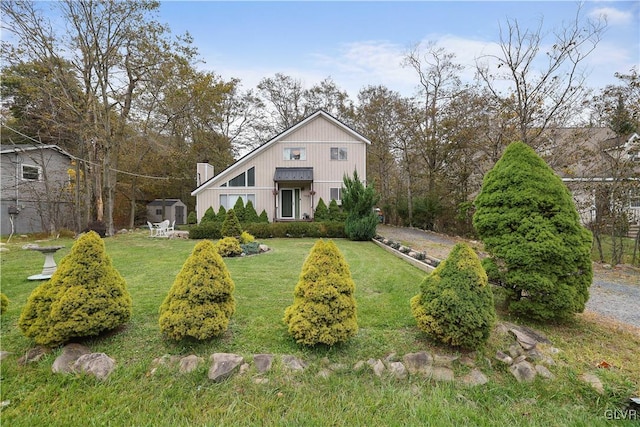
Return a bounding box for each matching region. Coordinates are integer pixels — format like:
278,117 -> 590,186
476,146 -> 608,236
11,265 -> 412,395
476,5 -> 606,146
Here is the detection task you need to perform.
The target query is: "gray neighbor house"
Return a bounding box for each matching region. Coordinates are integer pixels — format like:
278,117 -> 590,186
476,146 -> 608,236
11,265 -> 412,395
1,144 -> 76,235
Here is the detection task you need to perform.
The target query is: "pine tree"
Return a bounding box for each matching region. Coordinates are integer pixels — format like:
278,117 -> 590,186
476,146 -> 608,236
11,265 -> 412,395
341,170 -> 379,240
18,231 -> 132,346
159,240 -> 236,340
284,240 -> 358,346
473,141 -> 593,321
411,243 -> 495,349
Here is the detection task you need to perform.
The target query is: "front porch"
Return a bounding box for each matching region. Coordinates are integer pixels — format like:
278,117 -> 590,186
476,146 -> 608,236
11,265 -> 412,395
273,167 -> 316,221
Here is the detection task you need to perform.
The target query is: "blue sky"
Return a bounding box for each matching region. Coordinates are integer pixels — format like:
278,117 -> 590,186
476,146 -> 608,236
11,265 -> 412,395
161,1 -> 639,99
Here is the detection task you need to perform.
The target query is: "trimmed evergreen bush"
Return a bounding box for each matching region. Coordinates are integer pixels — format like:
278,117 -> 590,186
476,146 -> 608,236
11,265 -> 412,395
215,236 -> 243,257
1,293 -> 8,315
239,231 -> 255,244
258,210 -> 269,223
159,240 -> 236,340
410,243 -> 495,349
328,199 -> 344,222
200,207 -> 216,224
187,211 -> 198,225
244,200 -> 260,224
221,208 -> 243,238
217,205 -> 227,221
233,198 -> 246,223
283,240 -> 358,346
18,231 -> 132,347
314,198 -> 329,221
472,141 -> 593,321
188,222 -> 222,239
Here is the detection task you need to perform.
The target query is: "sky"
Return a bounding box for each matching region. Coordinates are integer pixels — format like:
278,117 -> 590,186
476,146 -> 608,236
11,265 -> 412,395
158,1 -> 640,100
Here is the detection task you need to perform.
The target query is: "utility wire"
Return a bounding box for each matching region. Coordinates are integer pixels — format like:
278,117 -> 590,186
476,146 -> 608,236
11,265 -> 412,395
1,124 -> 172,180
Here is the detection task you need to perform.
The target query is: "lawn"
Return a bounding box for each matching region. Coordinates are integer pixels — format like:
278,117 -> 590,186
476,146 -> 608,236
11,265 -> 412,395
1,232 -> 639,426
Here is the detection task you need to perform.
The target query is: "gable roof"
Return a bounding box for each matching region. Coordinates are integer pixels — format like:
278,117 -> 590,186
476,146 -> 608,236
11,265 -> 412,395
191,110 -> 370,196
147,199 -> 184,207
1,143 -> 74,159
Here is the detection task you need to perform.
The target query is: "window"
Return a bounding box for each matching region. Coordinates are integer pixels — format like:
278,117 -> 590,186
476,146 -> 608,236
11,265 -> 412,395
229,171 -> 246,187
220,194 -> 256,210
155,209 -> 162,215
21,164 -> 42,181
630,189 -> 640,209
330,187 -> 342,202
330,147 -> 348,160
247,167 -> 255,187
284,147 -> 306,161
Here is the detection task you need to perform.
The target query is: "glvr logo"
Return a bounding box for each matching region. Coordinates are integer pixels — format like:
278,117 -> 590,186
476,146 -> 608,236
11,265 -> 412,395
604,409 -> 638,420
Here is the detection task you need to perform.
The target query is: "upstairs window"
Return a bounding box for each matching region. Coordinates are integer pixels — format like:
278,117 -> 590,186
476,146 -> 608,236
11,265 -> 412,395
247,167 -> 255,187
330,147 -> 348,160
229,171 -> 246,187
284,147 -> 306,161
21,164 -> 42,181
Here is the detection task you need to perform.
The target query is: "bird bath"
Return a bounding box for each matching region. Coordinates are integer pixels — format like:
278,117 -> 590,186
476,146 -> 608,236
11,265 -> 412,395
28,246 -> 64,280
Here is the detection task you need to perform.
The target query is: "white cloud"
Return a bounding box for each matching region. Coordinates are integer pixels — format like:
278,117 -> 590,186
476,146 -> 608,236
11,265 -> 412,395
589,7 -> 633,26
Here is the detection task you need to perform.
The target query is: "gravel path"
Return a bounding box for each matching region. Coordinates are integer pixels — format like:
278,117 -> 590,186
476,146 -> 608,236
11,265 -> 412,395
376,225 -> 640,328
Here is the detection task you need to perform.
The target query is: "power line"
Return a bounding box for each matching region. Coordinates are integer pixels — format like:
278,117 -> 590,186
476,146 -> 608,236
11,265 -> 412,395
1,124 -> 171,180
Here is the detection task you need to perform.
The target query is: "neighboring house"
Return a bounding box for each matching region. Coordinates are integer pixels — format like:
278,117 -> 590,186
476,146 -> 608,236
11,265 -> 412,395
544,129 -> 640,235
191,110 -> 370,222
1,144 -> 75,235
146,199 -> 187,225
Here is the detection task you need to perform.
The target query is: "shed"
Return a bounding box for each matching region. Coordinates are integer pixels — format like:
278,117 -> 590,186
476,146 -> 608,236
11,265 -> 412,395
146,199 -> 187,225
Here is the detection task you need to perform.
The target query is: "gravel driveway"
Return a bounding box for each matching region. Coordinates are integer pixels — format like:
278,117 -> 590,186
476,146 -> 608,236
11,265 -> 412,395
376,225 -> 640,328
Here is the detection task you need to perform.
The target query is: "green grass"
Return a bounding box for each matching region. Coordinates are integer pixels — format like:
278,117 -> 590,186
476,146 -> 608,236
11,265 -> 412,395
1,232 -> 639,426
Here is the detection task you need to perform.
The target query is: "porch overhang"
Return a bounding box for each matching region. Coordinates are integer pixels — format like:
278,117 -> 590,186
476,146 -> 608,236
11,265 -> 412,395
274,167 -> 313,182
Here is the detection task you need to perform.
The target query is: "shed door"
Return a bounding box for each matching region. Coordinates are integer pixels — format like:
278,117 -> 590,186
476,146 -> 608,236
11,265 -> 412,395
175,206 -> 184,224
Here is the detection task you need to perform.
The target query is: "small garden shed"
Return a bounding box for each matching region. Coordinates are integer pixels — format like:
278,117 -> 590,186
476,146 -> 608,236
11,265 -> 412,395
146,199 -> 187,225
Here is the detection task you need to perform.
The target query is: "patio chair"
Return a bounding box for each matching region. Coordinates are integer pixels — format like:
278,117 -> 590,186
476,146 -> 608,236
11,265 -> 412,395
156,220 -> 170,237
147,221 -> 156,237
167,220 -> 175,232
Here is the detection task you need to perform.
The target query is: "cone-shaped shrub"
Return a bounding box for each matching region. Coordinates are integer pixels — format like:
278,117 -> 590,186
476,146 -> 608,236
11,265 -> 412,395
216,205 -> 227,222
159,240 -> 236,340
258,210 -> 269,223
18,231 -> 132,347
201,206 -> 216,224
283,240 -> 358,346
221,208 -> 243,238
244,200 -> 260,224
410,243 -> 495,349
473,141 -> 593,321
233,197 -> 246,223
314,198 -> 329,221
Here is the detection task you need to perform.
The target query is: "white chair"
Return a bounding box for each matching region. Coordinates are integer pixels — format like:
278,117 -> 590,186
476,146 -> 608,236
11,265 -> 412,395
156,220 -> 170,237
147,221 -> 156,237
167,220 -> 175,232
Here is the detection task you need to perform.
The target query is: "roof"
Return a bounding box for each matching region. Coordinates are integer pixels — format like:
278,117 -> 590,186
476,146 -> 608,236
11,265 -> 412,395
0,144 -> 74,159
147,199 -> 184,207
191,110 -> 371,196
274,167 -> 313,182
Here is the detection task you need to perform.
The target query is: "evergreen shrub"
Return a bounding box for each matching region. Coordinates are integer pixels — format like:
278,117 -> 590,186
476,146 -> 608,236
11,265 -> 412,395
410,243 -> 495,349
233,198 -> 246,223
159,240 -> 236,340
341,171 -> 379,240
187,211 -> 198,225
188,222 -> 222,239
200,207 -> 216,224
472,141 -> 593,321
221,208 -> 243,238
1,293 -> 8,315
239,231 -> 255,244
314,198 -> 329,221
18,231 -> 132,346
215,236 -> 243,257
258,210 -> 269,223
283,240 -> 358,346
244,200 -> 260,224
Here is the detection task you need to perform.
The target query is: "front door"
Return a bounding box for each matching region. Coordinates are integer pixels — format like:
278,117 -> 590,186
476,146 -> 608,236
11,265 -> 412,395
281,189 -> 294,219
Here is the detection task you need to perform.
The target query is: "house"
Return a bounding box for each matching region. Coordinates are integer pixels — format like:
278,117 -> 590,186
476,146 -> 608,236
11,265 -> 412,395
146,199 -> 187,225
191,110 -> 370,222
1,144 -> 75,235
544,129 -> 640,235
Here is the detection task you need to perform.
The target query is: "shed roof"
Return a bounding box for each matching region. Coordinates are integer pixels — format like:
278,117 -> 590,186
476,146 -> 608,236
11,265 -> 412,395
147,199 -> 184,207
274,167 -> 313,182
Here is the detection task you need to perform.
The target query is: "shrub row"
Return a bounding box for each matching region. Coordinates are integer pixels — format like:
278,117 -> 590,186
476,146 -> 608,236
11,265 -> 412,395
189,221 -> 346,240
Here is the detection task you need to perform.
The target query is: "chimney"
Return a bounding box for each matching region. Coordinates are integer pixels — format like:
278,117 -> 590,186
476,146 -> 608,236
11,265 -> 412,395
196,163 -> 214,186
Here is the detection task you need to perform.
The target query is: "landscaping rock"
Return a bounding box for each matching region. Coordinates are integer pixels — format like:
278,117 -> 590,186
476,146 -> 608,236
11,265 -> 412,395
403,351 -> 433,374
389,361 -> 408,379
282,355 -> 307,372
460,369 -> 488,386
73,353 -> 116,380
509,360 -> 537,382
508,343 -> 524,358
433,354 -> 458,367
367,359 -> 385,377
317,368 -> 332,379
179,355 -> 203,373
431,366 -> 455,382
208,353 -> 244,382
495,351 -> 513,365
253,354 -> 274,373
0,351 -> 12,361
52,343 -> 91,374
18,346 -> 51,365
580,373 -> 605,394
507,324 -> 551,350
535,364 -> 555,379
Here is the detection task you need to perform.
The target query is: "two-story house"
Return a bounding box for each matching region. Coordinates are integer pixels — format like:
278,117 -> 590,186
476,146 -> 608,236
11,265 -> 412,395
1,144 -> 75,235
191,110 -> 370,222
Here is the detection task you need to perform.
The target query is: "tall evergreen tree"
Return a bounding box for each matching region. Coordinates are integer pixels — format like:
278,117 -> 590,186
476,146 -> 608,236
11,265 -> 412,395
473,142 -> 593,321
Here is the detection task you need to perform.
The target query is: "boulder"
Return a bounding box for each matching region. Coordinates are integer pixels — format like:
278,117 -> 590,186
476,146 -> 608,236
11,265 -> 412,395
18,346 -> 51,365
495,351 -> 513,365
208,353 -> 244,382
388,362 -> 407,379
509,360 -> 537,383
281,355 -> 307,372
402,351 -> 433,374
73,353 -> 116,380
580,373 -> 604,394
460,369 -> 488,386
253,354 -> 274,373
367,359 -> 385,377
179,355 -> 203,373
535,364 -> 555,379
52,343 -> 91,374
431,366 -> 455,382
